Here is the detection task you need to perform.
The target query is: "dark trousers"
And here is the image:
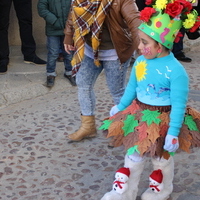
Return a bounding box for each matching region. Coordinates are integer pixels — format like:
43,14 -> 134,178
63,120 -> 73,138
0,0 -> 36,61
172,28 -> 185,56
135,0 -> 146,11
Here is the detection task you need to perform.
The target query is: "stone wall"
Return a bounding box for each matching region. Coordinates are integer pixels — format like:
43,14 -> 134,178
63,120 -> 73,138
8,0 -> 46,46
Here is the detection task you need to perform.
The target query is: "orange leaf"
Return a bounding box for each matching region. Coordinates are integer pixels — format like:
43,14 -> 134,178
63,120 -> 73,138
136,122 -> 148,141
136,138 -> 151,156
158,112 -> 170,125
107,121 -> 124,138
147,123 -> 160,144
162,151 -> 170,160
187,107 -> 200,119
179,137 -> 191,153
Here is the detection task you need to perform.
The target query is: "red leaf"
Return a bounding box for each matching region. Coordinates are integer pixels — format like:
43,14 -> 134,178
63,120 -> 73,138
159,124 -> 169,137
136,122 -> 148,141
121,101 -> 140,115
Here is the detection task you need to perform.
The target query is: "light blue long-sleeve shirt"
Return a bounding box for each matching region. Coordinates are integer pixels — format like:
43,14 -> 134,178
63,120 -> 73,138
117,52 -> 189,136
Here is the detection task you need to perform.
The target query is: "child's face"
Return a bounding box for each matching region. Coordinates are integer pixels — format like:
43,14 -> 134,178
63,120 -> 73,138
138,30 -> 160,59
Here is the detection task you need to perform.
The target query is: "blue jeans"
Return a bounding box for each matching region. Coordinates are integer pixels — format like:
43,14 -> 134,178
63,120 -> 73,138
46,35 -> 73,76
76,55 -> 130,116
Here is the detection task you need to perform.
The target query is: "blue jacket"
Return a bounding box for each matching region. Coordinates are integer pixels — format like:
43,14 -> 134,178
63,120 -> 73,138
37,0 -> 72,36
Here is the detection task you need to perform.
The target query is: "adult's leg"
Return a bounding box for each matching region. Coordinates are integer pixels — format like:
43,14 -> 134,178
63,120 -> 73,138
104,59 -> 130,105
0,0 -> 12,73
172,28 -> 191,62
13,0 -> 36,59
172,28 -> 185,56
136,0 -> 146,11
67,55 -> 102,142
76,55 -> 103,116
0,0 -> 12,61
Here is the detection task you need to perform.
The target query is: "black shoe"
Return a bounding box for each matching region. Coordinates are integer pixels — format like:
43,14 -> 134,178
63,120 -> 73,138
24,55 -> 47,65
46,76 -> 55,87
64,74 -> 76,86
0,59 -> 9,74
174,52 -> 192,63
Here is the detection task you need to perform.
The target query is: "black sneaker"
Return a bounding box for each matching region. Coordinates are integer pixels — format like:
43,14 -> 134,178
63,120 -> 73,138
64,74 -> 76,86
46,76 -> 55,87
24,55 -> 46,65
0,59 -> 9,74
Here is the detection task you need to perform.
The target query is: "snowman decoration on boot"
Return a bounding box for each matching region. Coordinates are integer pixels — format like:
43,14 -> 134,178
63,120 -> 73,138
149,169 -> 164,193
112,167 -> 130,194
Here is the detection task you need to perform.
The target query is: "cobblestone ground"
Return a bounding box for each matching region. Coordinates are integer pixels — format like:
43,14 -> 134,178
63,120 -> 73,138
0,46 -> 200,200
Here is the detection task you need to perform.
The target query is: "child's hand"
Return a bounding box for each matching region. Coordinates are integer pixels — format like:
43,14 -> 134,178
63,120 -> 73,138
110,105 -> 120,116
164,134 -> 179,152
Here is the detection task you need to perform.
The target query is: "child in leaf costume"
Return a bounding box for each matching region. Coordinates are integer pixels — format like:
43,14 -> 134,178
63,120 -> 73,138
100,0 -> 200,200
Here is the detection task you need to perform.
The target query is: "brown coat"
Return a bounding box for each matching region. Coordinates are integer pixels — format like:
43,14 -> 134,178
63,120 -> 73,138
64,0 -> 141,64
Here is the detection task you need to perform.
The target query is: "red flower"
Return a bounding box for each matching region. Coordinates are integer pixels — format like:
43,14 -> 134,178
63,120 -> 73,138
145,0 -> 154,5
176,0 -> 193,12
140,7 -> 156,22
189,16 -> 200,32
174,31 -> 183,43
165,1 -> 184,18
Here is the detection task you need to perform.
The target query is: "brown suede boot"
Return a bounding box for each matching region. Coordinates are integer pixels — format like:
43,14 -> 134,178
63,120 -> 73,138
68,115 -> 97,142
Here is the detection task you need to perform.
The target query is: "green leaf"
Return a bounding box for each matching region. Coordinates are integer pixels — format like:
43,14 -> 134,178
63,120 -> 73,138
184,115 -> 199,131
122,115 -> 139,136
141,109 -> 161,126
127,145 -> 140,155
99,119 -> 113,130
168,152 -> 175,156
164,150 -> 175,156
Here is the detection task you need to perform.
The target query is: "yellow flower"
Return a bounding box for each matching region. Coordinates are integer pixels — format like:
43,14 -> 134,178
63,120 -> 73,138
187,13 -> 196,20
183,14 -> 196,29
155,0 -> 167,10
135,61 -> 147,81
183,19 -> 195,29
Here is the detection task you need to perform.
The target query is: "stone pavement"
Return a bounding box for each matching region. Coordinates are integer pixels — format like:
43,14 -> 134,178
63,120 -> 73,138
0,40 -> 200,200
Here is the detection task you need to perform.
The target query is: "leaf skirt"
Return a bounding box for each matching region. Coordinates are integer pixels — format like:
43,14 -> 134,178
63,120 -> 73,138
99,99 -> 200,159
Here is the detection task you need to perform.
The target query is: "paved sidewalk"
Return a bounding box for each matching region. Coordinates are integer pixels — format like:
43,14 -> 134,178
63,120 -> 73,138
0,40 -> 200,200
0,45 -> 74,109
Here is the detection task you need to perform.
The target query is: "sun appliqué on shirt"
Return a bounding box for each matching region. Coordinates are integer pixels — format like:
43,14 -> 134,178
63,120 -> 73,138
135,60 -> 147,81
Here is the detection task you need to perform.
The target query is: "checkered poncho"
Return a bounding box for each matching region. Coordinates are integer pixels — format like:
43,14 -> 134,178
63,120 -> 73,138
71,0 -> 113,75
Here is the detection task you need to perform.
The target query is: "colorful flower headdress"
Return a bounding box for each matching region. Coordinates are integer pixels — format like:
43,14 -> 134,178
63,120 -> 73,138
138,0 -> 200,48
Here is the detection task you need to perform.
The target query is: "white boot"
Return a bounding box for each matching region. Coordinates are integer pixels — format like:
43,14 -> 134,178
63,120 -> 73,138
141,156 -> 174,200
101,154 -> 145,200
